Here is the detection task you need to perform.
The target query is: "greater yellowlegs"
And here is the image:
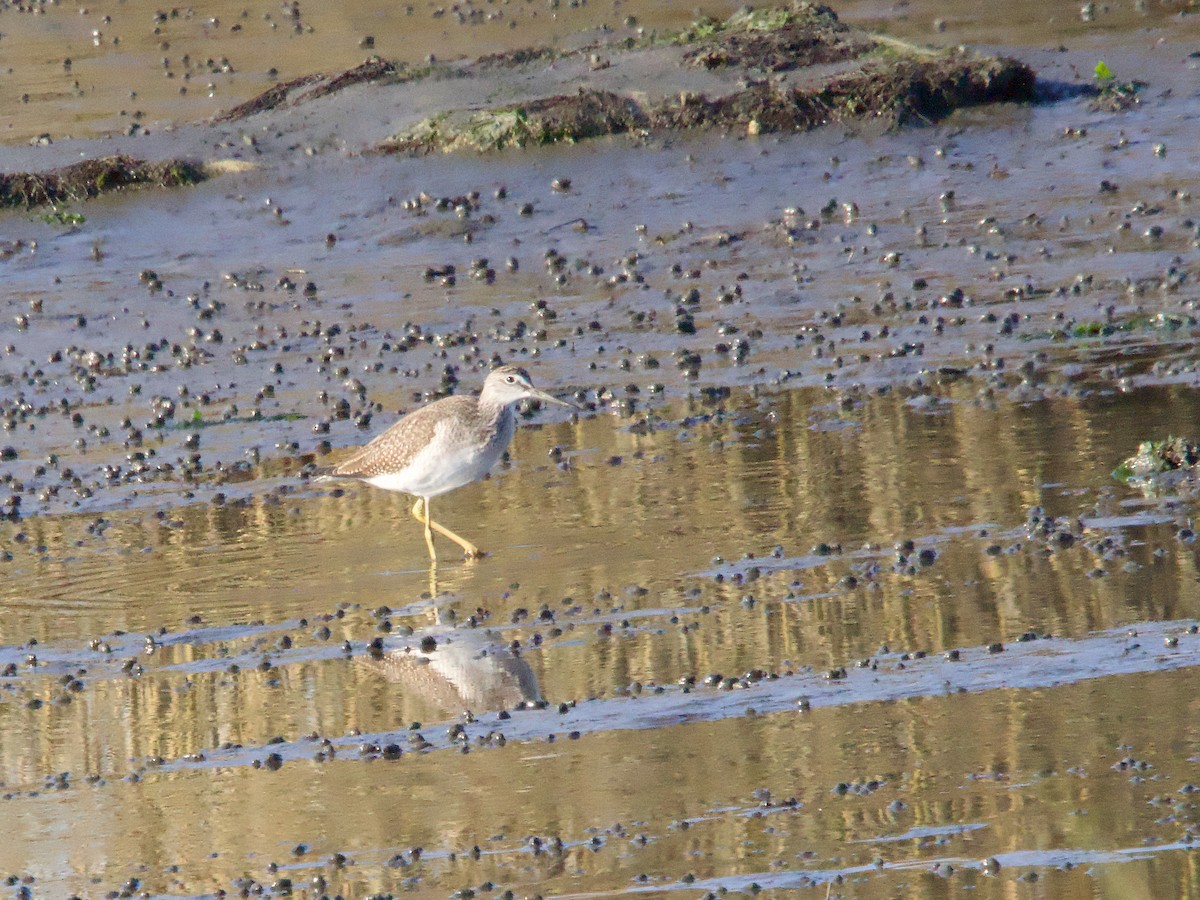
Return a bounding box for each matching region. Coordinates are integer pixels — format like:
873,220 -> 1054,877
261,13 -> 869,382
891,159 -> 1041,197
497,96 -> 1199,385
325,365 -> 576,561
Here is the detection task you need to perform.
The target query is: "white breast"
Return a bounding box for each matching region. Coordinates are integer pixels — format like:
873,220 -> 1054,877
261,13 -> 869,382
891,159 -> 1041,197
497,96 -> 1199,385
365,412 -> 515,498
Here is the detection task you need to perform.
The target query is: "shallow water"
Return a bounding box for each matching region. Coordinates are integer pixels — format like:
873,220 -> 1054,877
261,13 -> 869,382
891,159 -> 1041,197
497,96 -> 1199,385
3,383 -> 1200,897
4,0 -> 1200,897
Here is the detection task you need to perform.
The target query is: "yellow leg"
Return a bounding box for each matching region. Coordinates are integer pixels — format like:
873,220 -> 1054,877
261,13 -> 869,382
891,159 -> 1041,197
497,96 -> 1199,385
410,498 -> 484,559
410,498 -> 437,562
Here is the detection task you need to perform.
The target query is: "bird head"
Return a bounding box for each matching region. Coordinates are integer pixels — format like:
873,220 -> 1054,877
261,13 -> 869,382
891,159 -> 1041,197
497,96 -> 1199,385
483,365 -> 577,410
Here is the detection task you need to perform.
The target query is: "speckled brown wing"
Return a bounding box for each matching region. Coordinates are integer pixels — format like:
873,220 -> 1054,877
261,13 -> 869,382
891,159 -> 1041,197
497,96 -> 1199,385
331,395 -> 475,479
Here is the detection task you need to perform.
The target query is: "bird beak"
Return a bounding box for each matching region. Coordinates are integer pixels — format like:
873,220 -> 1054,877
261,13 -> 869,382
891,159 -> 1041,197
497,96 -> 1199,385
528,387 -> 581,411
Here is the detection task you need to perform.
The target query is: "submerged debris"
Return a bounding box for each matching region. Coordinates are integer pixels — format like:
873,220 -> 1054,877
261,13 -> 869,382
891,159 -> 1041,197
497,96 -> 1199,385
0,156 -> 208,208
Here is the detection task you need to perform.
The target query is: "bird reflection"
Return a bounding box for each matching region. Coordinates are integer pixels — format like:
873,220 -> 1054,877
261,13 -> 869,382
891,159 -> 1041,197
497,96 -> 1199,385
361,629 -> 542,715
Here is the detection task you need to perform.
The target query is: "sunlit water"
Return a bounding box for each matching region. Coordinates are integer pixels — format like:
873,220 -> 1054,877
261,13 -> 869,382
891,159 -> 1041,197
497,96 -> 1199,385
2,384 -> 1200,897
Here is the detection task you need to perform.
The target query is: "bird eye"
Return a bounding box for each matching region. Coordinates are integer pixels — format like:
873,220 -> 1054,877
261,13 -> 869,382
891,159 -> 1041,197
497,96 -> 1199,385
505,375 -> 516,384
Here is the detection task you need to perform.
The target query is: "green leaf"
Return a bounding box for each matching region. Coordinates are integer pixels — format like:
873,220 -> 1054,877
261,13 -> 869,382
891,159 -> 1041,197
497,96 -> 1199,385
1094,60 -> 1114,81
42,204 -> 86,226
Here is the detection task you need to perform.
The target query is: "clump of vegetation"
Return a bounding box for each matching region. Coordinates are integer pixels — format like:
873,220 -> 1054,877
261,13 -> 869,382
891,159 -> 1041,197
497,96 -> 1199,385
0,156 -> 207,209
215,73 -> 325,121
1113,436 -> 1200,485
216,57 -> 405,121
675,3 -> 835,43
382,54 -> 1035,153
679,2 -> 873,71
1088,61 -> 1143,112
389,91 -> 647,153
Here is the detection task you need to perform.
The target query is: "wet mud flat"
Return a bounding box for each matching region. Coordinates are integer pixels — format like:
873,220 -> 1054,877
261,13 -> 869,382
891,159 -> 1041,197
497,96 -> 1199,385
3,0 -> 1200,897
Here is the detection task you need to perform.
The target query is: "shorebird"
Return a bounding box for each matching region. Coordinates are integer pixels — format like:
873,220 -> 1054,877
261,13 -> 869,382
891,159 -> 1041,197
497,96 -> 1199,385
323,365 -> 576,561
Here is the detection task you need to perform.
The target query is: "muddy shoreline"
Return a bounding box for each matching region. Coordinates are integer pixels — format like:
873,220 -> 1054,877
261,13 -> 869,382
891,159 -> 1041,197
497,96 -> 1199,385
2,5 -> 1042,204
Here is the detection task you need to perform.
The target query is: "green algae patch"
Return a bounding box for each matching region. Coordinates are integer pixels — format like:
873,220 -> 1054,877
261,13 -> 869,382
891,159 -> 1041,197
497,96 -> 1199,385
1114,436 -> 1200,486
1026,311 -> 1197,343
389,91 -> 648,153
0,155 -> 208,209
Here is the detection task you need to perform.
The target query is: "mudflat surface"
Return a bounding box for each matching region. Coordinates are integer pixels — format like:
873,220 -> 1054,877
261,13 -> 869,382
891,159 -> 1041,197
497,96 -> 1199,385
4,1 -> 1200,898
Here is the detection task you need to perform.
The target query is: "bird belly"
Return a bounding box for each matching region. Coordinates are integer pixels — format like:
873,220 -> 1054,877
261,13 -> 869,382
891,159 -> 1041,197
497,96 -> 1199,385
365,436 -> 503,498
